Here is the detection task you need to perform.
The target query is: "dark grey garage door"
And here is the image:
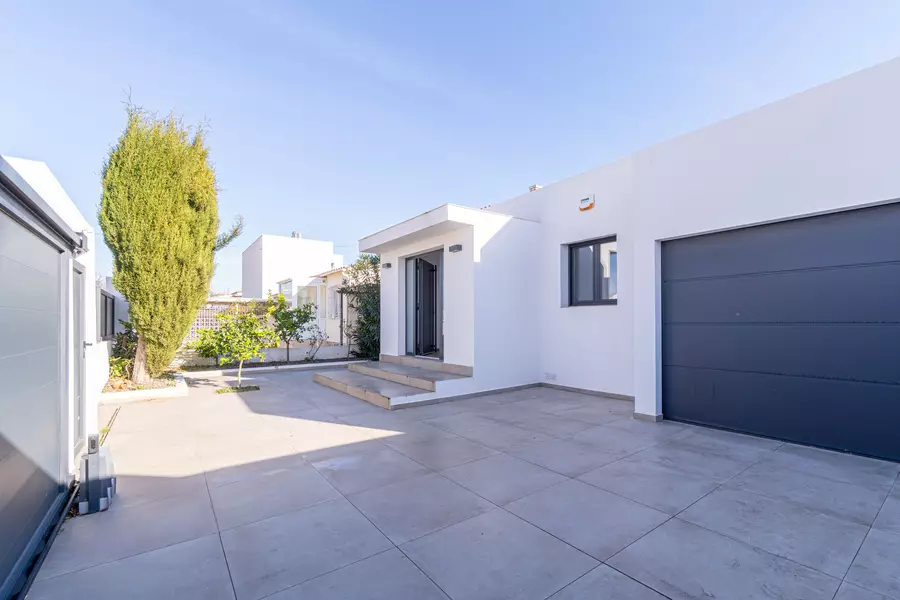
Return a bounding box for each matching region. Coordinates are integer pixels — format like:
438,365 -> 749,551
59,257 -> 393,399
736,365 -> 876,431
662,203 -> 900,462
0,204 -> 66,597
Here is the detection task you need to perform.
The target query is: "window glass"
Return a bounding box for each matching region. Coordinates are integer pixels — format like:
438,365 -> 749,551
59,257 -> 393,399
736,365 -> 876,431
608,251 -> 618,299
99,292 -> 115,340
569,236 -> 617,305
297,286 -> 316,307
277,279 -> 292,296
573,245 -> 595,303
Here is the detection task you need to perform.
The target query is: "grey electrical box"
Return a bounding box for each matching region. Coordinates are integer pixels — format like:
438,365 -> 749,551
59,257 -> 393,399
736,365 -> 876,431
78,438 -> 116,515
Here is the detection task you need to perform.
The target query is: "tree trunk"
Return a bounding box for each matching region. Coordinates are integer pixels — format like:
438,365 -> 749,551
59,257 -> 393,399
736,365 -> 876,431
286,341 -> 290,363
133,335 -> 150,385
237,359 -> 243,388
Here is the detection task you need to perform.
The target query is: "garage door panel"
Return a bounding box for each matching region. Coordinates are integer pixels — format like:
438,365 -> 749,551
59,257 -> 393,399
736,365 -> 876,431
0,307 -> 59,361
664,324 -> 900,384
662,203 -> 900,461
663,262 -> 900,325
0,256 -> 59,313
662,204 -> 900,282
663,366 -> 900,461
0,209 -> 65,596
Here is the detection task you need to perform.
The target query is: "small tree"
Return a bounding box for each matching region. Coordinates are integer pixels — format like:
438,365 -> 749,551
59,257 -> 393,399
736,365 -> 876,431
268,293 -> 315,362
303,324 -> 329,361
193,308 -> 277,387
340,254 -> 380,359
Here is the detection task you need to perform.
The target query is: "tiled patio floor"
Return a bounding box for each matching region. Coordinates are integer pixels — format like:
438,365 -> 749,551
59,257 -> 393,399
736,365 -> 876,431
29,370 -> 900,600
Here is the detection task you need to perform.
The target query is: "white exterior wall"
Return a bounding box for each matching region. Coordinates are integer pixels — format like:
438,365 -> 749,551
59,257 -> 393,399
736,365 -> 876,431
489,57 -> 900,415
375,211 -> 541,401
241,236 -> 264,298
491,158 -> 635,398
241,234 -> 343,303
365,57 -> 900,413
472,217 -> 541,389
379,228 -> 474,364
627,56 -> 900,417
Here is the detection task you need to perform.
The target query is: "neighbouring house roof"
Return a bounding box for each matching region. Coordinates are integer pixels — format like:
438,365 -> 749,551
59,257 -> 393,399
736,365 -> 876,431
312,266 -> 347,278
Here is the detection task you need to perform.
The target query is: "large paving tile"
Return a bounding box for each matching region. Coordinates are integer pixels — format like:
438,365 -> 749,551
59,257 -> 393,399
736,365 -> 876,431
349,473 -> 495,544
202,440 -> 310,487
548,564 -> 667,600
602,417 -> 694,443
339,411 -> 446,438
426,413 -> 553,450
726,461 -> 890,526
441,454 -> 567,505
680,488 -> 869,577
398,400 -> 472,420
766,444 -> 900,490
107,432 -> 202,477
631,439 -> 756,482
402,509 -> 598,600
507,437 -> 622,476
579,453 -> 720,514
220,498 -> 392,600
492,411 -> 596,437
554,401 -> 632,425
670,427 -> 782,462
873,483 -> 900,535
279,418 -> 376,454
506,480 -> 669,560
264,548 -> 449,599
569,425 -> 659,458
846,529 -> 900,599
210,465 -> 341,530
28,534 -> 234,600
37,490 -> 218,580
835,582 -> 893,600
114,471 -> 209,509
608,519 -> 840,599
383,431 -> 498,470
308,444 -> 430,495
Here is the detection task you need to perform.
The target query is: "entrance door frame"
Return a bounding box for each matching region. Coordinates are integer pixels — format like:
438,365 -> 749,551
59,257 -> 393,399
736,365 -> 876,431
72,263 -> 86,454
404,249 -> 444,360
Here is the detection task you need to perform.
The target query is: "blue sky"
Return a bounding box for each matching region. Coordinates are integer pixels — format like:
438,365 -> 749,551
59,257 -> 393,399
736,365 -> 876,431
2,1 -> 900,292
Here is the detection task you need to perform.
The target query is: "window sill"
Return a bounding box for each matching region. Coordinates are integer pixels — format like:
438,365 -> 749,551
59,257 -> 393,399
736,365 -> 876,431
568,300 -> 618,307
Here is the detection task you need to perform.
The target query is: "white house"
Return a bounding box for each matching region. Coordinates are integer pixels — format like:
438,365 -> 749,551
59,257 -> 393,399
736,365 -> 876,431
319,58 -> 900,463
240,232 -> 343,313
309,266 -> 354,345
0,155 -> 108,597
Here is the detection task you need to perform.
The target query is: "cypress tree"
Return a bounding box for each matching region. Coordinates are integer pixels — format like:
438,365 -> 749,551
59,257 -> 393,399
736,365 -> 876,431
99,107 -> 220,382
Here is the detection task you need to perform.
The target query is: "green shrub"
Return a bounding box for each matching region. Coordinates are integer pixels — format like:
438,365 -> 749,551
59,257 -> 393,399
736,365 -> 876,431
340,254 -> 380,360
108,356 -> 133,379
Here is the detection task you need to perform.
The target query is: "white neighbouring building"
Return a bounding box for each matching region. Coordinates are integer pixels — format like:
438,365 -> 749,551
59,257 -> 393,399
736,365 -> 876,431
0,156 -> 109,597
342,58 -> 900,463
240,233 -> 344,317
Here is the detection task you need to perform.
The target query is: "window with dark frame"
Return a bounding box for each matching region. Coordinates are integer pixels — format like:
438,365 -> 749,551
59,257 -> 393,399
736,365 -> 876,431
99,291 -> 115,341
568,236 -> 618,306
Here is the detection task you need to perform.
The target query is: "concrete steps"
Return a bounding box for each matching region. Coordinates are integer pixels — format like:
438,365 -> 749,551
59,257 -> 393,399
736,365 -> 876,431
348,361 -> 467,392
313,369 -> 430,409
313,359 -> 471,409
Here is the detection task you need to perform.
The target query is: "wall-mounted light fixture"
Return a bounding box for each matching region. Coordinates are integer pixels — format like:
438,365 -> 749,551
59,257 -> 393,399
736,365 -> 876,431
382,262 -> 392,269
449,244 -> 463,253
